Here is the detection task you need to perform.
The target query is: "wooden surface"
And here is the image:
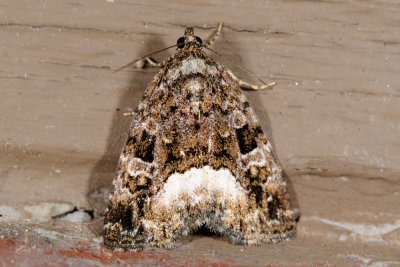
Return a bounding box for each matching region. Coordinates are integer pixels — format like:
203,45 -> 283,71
1,0 -> 399,265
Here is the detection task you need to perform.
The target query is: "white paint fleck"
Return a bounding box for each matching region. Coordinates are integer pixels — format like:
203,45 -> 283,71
309,216 -> 400,244
338,234 -> 347,241
0,205 -> 21,221
24,202 -> 75,223
59,210 -> 92,223
34,228 -> 90,241
339,254 -> 372,265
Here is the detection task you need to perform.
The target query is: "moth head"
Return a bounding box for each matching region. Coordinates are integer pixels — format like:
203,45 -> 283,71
177,27 -> 202,49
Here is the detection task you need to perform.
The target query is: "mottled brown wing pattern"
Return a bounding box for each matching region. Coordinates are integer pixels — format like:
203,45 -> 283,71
104,27 -> 296,250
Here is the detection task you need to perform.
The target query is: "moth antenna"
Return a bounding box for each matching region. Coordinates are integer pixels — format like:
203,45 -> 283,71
114,44 -> 178,73
204,46 -> 267,85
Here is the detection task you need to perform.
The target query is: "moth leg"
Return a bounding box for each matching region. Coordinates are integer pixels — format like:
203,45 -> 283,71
123,111 -> 136,117
114,56 -> 165,72
238,79 -> 277,91
134,57 -> 163,69
227,69 -> 277,90
204,22 -> 223,48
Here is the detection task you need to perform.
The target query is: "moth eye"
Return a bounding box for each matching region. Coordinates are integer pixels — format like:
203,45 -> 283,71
195,36 -> 202,45
177,37 -> 185,48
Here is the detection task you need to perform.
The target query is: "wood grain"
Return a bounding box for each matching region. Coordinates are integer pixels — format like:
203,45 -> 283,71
0,0 -> 399,265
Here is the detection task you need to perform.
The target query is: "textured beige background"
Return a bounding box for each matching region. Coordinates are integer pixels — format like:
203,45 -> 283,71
1,0 -> 399,265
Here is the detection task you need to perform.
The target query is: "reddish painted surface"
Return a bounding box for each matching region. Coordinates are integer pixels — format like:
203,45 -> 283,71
45,243 -> 170,265
0,238 -> 234,267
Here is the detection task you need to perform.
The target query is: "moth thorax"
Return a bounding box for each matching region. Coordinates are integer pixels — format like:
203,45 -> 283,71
184,79 -> 204,115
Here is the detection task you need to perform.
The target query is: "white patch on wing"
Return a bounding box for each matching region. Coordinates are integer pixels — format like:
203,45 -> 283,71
156,166 -> 246,206
181,58 -> 207,75
241,143 -> 272,169
186,79 -> 203,95
167,69 -> 180,80
265,141 -> 272,153
127,158 -> 152,177
206,64 -> 218,76
231,110 -> 247,128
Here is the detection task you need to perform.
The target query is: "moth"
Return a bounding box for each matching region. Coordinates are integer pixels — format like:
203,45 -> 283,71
104,23 -> 297,249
